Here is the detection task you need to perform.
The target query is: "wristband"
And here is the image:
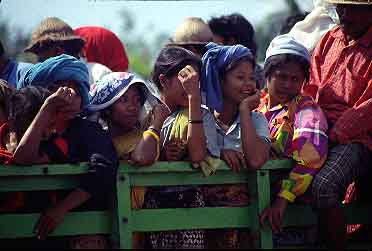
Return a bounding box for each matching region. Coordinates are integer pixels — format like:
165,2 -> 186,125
148,126 -> 160,136
143,130 -> 160,143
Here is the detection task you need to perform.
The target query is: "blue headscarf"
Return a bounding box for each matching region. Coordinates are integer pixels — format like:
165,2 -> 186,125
17,54 -> 90,108
201,42 -> 254,113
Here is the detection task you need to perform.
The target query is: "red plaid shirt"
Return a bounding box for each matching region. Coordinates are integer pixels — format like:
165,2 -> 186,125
304,26 -> 372,149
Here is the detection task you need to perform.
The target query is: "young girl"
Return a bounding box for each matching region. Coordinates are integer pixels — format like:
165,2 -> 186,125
144,46 -> 220,249
88,72 -> 169,166
87,72 -> 170,248
200,42 -> 270,248
14,54 -> 118,247
257,35 -> 328,244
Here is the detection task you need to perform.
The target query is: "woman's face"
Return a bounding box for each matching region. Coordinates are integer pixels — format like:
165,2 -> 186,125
160,65 -> 199,109
110,85 -> 142,131
223,60 -> 256,105
267,61 -> 305,105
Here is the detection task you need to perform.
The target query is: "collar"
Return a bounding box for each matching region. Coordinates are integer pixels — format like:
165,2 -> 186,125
330,25 -> 372,48
215,113 -> 241,135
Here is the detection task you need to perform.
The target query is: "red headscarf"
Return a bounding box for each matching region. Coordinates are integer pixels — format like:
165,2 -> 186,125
74,26 -> 129,72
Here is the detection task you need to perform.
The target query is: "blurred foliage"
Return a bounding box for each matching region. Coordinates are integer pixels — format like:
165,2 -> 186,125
255,0 -> 306,62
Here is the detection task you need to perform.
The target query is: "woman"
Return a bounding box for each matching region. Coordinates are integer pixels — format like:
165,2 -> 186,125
143,46 -> 221,249
201,42 -> 270,248
14,54 -> 118,248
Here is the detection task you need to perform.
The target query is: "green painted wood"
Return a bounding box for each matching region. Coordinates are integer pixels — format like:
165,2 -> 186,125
0,211 -> 111,239
131,206 -> 257,232
0,176 -> 81,191
0,176 -> 79,192
115,173 -> 133,249
129,171 -> 254,187
257,170 -> 273,249
0,164 -> 89,176
261,159 -> 293,170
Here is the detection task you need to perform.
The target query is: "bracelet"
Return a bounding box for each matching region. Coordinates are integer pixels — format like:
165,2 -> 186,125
188,119 -> 203,124
148,126 -> 160,136
143,130 -> 160,143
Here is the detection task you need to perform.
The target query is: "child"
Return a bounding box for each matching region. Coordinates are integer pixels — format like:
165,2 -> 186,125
257,35 -> 328,245
87,71 -> 170,248
200,42 -> 270,248
144,46 -> 220,249
88,72 -> 170,166
14,54 -> 118,248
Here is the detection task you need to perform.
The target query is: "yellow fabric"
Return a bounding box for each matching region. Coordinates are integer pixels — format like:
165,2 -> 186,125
112,129 -> 146,210
170,108 -> 189,141
170,108 -> 223,176
112,129 -> 142,160
278,189 -> 296,203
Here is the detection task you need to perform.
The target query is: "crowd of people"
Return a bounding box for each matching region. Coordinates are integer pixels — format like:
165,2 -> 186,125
0,0 -> 371,249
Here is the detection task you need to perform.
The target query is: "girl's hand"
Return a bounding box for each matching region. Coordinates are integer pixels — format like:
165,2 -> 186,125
34,206 -> 67,240
221,149 -> 245,173
152,103 -> 171,126
178,65 -> 200,97
162,139 -> 187,161
239,90 -> 261,112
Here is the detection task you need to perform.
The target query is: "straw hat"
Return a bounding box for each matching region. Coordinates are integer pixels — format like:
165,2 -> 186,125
168,17 -> 214,45
25,17 -> 85,54
326,0 -> 372,4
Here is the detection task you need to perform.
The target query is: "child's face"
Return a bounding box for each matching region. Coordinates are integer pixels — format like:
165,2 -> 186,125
267,61 -> 305,105
110,85 -> 142,131
223,61 -> 256,105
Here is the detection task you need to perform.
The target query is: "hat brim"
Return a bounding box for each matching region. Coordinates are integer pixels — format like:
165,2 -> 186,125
87,78 -> 149,112
24,35 -> 85,53
326,0 -> 372,4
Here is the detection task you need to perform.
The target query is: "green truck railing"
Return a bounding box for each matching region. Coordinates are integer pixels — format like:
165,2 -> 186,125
0,160 -> 371,249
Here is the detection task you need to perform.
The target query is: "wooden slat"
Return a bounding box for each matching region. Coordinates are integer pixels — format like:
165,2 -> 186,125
0,211 -> 111,239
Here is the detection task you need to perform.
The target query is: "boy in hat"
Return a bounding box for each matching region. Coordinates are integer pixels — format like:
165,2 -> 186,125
303,1 -> 372,249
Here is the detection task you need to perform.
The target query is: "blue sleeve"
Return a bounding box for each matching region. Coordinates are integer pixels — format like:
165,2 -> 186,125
251,112 -> 271,144
202,107 -> 220,157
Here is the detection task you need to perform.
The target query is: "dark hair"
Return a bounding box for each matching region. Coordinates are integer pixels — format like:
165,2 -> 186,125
151,46 -> 201,91
280,12 -> 309,34
208,13 -> 257,56
264,54 -> 310,81
8,86 -> 52,138
35,40 -> 81,60
0,40 -> 4,57
0,80 -> 15,117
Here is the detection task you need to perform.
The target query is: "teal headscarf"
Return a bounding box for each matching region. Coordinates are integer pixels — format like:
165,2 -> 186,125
17,54 -> 90,108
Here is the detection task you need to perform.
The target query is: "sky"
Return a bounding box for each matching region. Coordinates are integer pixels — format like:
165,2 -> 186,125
1,0 -> 314,45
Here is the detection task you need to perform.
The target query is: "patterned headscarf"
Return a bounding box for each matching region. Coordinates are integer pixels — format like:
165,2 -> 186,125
88,72 -> 148,112
17,54 -> 90,108
201,42 -> 254,112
